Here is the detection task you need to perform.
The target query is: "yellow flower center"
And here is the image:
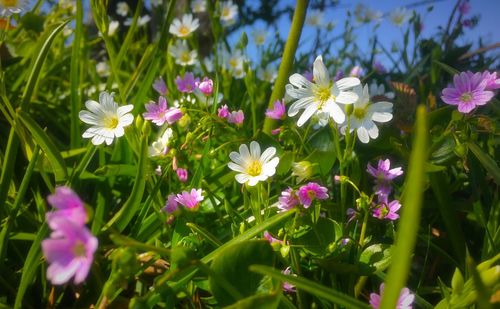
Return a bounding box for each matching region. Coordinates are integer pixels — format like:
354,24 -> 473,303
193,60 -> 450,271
314,85 -> 334,108
229,58 -> 239,69
1,0 -> 18,7
178,25 -> 190,36
222,8 -> 230,18
460,92 -> 472,102
104,115 -> 119,129
180,52 -> 192,63
353,106 -> 367,119
246,160 -> 262,177
73,240 -> 86,257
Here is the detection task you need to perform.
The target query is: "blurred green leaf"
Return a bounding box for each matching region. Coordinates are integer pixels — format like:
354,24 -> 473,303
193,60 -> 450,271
467,142 -> 500,185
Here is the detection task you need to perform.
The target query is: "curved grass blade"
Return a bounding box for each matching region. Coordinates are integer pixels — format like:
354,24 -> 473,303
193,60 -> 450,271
467,142 -> 500,185
70,0 -> 83,148
380,105 -> 428,308
186,222 -> 223,248
249,265 -> 370,308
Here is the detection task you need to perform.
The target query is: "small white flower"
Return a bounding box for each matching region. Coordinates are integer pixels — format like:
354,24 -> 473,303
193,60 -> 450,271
191,0 -> 206,13
306,9 -> 323,27
79,91 -> 134,146
369,81 -> 395,100
224,49 -> 247,79
169,14 -> 200,38
116,2 -> 129,17
108,20 -> 120,36
149,128 -> 173,157
257,63 -> 278,83
219,0 -> 238,26
251,30 -> 267,46
169,40 -> 198,66
341,85 -> 393,144
0,0 -> 27,16
124,15 -> 151,27
286,55 -> 360,127
228,141 -> 280,186
96,61 -> 110,77
390,7 -> 412,27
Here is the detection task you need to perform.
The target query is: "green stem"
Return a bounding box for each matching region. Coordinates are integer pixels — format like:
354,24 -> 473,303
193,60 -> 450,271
70,0 -> 83,148
263,0 -> 309,133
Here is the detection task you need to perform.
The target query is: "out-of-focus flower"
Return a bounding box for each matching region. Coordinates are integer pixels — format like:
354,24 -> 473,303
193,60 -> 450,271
224,49 -> 247,79
372,199 -> 401,220
46,187 -> 87,228
116,2 -> 129,16
218,104 -> 230,118
108,20 -> 119,36
367,159 -> 403,196
390,7 -> 412,27
96,61 -> 110,77
462,18 -> 473,28
257,63 -> 278,83
341,84 -> 393,144
163,194 -> 179,214
251,29 -> 267,46
441,71 -> 494,113
334,70 -> 345,81
124,15 -> 151,27
1,0 -> 28,16
227,110 -> 244,125
346,208 -> 358,223
169,14 -> 199,38
479,71 -> 500,91
286,55 -> 360,126
349,66 -> 364,78
278,188 -> 300,212
191,0 -> 206,13
219,0 -> 238,26
369,81 -> 395,100
263,231 -> 282,245
228,141 -> 279,186
458,0 -> 471,15
175,188 -> 204,211
354,4 -> 382,24
42,217 -> 98,285
176,72 -> 199,93
155,165 -> 162,175
149,128 -> 173,157
297,182 -> 329,208
271,128 -> 282,135
292,161 -> 313,182
143,96 -> 182,126
369,283 -> 414,309
372,60 -> 387,74
197,77 -> 214,95
153,77 -> 168,96
282,267 -> 296,293
176,168 -> 188,182
306,9 -> 323,27
265,99 -> 286,120
169,40 -> 198,66
79,91 -> 134,146
304,70 -> 314,82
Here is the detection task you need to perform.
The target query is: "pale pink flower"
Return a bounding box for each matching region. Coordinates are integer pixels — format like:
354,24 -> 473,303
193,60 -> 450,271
458,1 -> 470,15
218,104 -> 230,118
153,77 -> 167,95
367,159 -> 403,196
227,110 -> 244,125
163,194 -> 179,214
271,128 -> 282,135
46,187 -> 87,228
349,65 -> 364,78
373,60 -> 387,74
478,71 -> 500,91
175,189 -> 204,211
143,96 -> 183,126
176,168 -> 188,182
441,71 -> 494,113
278,188 -> 300,212
297,182 -> 329,208
282,267 -> 296,293
265,99 -> 286,120
175,72 -> 199,93
197,77 -> 214,95
372,199 -> 401,221
263,231 -> 282,245
369,283 -> 414,309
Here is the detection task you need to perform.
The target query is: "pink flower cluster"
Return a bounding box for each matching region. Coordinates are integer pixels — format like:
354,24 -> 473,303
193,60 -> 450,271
217,104 -> 244,125
163,188 -> 204,214
41,187 -> 98,285
367,159 -> 404,221
143,96 -> 183,126
277,182 -> 329,211
175,72 -> 214,96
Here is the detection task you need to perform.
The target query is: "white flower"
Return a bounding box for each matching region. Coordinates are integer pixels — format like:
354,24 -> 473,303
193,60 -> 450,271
286,55 -> 360,127
369,81 -> 395,100
390,7 -> 412,27
306,9 -> 323,27
220,0 -> 238,26
257,63 -> 278,83
169,14 -> 199,38
224,49 -> 247,79
108,20 -> 120,36
191,0 -> 206,13
169,40 -> 198,66
124,15 -> 151,27
96,61 -> 110,77
116,2 -> 129,16
228,141 -> 279,186
341,85 -> 393,144
79,91 -> 134,146
149,128 -> 173,157
0,0 -> 27,16
251,30 -> 267,46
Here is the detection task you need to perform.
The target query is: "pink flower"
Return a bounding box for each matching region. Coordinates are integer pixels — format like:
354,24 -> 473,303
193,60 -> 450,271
163,194 -> 179,214
278,188 -> 300,212
458,0 -> 470,15
369,283 -> 414,309
282,267 -> 296,293
297,182 -> 329,208
197,77 -> 214,95
263,231 -> 282,245
143,96 -> 183,126
176,168 -> 188,182
349,65 -> 364,78
372,60 -> 387,74
271,128 -> 282,135
175,72 -> 199,93
227,110 -> 244,125
372,199 -> 401,221
441,71 -> 494,113
334,70 -> 344,81
303,70 -> 314,82
462,19 -> 473,28
175,188 -> 204,211
46,186 -> 87,228
218,104 -> 230,118
265,99 -> 286,120
479,71 -> 500,91
42,217 -> 98,285
153,76 -> 167,95
367,159 -> 403,196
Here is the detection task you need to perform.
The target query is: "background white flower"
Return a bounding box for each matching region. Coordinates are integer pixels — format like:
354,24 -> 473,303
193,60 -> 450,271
219,0 -> 238,26
79,91 -> 134,146
191,0 -> 206,13
149,128 -> 173,157
169,40 -> 198,66
228,141 -> 279,186
169,14 -> 200,38
116,2 -> 129,17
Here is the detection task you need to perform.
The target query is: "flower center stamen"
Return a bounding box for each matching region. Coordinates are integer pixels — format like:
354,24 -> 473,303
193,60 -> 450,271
460,92 -> 472,102
73,240 -> 86,257
353,107 -> 367,119
246,160 -> 262,176
179,25 -> 190,36
2,0 -> 18,7
314,85 -> 335,108
104,115 -> 119,129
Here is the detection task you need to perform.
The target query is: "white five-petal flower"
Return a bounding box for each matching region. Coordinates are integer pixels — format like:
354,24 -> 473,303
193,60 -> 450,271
79,91 -> 134,146
169,40 -> 198,66
286,55 -> 360,127
219,0 -> 238,26
169,14 -> 200,38
228,141 -> 279,186
341,84 -> 393,144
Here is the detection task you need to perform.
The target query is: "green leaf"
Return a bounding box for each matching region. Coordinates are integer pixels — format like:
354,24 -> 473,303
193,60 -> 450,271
293,217 -> 341,257
210,240 -> 274,306
18,111 -> 67,182
249,265 -> 370,308
359,244 -> 393,273
467,142 -> 500,185
224,292 -> 281,309
432,60 -> 459,76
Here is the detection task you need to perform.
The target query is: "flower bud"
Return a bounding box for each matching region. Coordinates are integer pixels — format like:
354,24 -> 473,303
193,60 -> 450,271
292,161 -> 313,182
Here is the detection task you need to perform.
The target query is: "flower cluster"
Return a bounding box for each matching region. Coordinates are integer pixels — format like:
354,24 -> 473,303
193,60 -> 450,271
218,105 -> 245,125
163,188 -> 204,215
277,182 -> 329,211
367,159 -> 404,220
42,187 -> 98,285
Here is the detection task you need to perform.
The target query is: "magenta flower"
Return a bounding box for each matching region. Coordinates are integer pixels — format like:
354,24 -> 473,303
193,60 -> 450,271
462,19 -> 473,28
153,76 -> 167,96
367,159 -> 403,196
143,96 -> 183,126
265,99 -> 286,120
227,110 -> 244,125
369,283 -> 414,309
349,65 -> 364,78
271,128 -> 282,135
176,168 -> 188,182
46,186 -> 87,228
441,71 -> 494,113
373,60 -> 387,74
297,182 -> 329,208
218,104 -> 230,118
197,77 -> 214,96
175,188 -> 204,211
278,188 -> 300,212
334,70 -> 344,81
163,194 -> 179,214
42,217 -> 98,285
478,71 -> 500,90
458,0 -> 470,15
263,231 -> 282,245
175,72 -> 199,93
372,199 -> 401,221
282,267 -> 296,293
346,208 -> 358,223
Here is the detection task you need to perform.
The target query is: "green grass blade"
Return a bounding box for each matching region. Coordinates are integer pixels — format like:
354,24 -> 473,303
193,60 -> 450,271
18,111 -> 67,183
70,0 -> 83,148
186,222 -> 223,248
380,105 -> 428,309
249,265 -> 370,308
467,142 -> 500,185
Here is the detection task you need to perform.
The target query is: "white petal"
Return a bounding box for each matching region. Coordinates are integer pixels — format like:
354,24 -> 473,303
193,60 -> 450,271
118,104 -> 134,116
336,91 -> 359,104
260,147 -> 276,163
289,73 -> 312,89
92,134 -> 105,145
372,112 -> 393,123
85,100 -> 103,115
119,114 -> 134,126
238,144 -> 250,160
229,152 -> 245,165
336,77 -> 361,90
235,173 -> 249,184
247,177 -> 260,186
105,136 -> 114,145
79,111 -> 100,125
286,86 -> 313,99
249,141 -> 261,158
323,101 -> 345,124
297,104 -> 318,127
263,157 -> 279,171
357,127 -> 369,143
228,162 -> 245,173
288,97 -> 314,117
313,55 -> 330,85
114,126 -> 125,137
368,123 -> 379,139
